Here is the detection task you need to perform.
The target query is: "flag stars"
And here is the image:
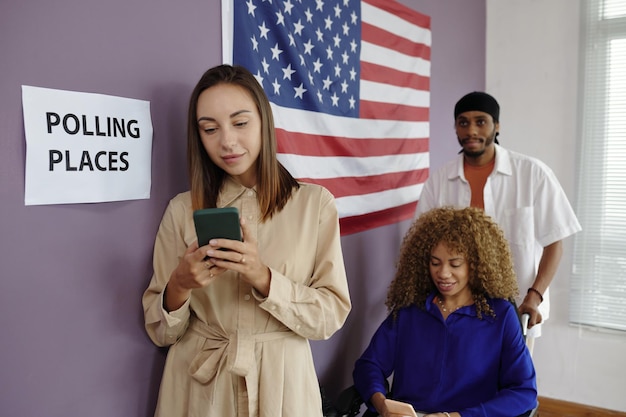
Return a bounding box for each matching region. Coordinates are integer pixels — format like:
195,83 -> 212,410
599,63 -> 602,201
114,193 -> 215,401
342,22 -> 350,35
246,0 -> 257,16
315,27 -> 324,42
326,45 -> 334,60
334,63 -> 342,77
333,33 -> 341,48
349,67 -> 356,80
283,0 -> 295,15
282,63 -> 296,80
322,76 -> 332,90
293,19 -> 304,35
271,43 -> 283,60
276,11 -> 285,26
324,15 -> 333,30
294,83 -> 307,99
235,0 -> 364,116
304,8 -> 314,22
303,39 -> 314,55
262,57 -> 270,73
350,39 -> 358,53
333,4 -> 342,17
313,58 -> 323,73
350,11 -> 358,25
259,21 -> 270,39
254,71 -> 264,87
272,78 -> 281,95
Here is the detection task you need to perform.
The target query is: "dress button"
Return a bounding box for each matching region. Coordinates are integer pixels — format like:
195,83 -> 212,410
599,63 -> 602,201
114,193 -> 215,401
244,294 -> 251,301
247,190 -> 254,196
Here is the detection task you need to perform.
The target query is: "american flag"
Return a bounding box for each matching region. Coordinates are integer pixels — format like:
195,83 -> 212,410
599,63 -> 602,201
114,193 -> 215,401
222,0 -> 430,235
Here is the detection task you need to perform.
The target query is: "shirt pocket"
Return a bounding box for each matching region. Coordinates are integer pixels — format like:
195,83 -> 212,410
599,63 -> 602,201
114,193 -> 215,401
502,206 -> 534,246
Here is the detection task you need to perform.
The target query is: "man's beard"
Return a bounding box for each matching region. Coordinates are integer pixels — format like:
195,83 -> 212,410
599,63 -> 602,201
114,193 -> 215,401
463,147 -> 486,158
459,130 -> 497,158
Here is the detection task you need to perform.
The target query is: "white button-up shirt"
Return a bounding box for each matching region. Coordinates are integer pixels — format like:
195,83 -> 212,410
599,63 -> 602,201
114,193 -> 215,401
416,145 -> 581,336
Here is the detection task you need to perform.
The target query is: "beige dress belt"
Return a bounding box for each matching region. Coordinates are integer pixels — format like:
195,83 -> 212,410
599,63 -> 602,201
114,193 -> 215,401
187,317 -> 295,415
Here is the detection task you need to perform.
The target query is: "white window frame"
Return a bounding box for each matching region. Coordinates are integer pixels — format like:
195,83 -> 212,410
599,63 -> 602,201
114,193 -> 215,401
570,0 -> 626,332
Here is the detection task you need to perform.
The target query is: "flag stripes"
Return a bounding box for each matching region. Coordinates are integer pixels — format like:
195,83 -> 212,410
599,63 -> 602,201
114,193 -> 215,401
223,0 -> 431,235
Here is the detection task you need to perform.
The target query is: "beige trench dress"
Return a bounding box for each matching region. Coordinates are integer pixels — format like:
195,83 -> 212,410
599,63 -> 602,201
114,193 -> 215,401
143,178 -> 351,417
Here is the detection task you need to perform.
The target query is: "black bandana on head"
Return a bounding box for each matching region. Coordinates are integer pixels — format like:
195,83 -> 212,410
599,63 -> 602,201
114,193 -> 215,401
454,91 -> 500,122
454,91 -> 500,144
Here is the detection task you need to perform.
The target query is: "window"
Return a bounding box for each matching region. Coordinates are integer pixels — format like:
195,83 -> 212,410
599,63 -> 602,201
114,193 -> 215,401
570,0 -> 626,332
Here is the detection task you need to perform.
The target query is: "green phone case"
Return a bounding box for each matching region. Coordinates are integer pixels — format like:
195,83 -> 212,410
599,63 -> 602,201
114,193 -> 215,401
193,207 -> 242,247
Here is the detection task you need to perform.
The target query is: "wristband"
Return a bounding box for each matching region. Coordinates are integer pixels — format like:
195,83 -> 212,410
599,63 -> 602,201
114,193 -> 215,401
527,287 -> 544,303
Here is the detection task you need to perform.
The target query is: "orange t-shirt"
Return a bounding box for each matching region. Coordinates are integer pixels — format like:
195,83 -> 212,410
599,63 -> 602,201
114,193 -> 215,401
464,158 -> 495,208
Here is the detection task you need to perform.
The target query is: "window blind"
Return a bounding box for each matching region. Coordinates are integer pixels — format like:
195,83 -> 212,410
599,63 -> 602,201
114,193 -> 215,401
570,0 -> 626,332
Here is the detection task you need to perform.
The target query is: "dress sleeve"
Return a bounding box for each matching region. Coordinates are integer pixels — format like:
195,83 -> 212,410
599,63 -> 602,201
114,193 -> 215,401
142,199 -> 192,347
257,187 -> 351,340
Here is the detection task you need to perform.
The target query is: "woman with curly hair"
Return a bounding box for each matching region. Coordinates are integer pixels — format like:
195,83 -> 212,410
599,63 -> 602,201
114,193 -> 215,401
353,207 -> 537,417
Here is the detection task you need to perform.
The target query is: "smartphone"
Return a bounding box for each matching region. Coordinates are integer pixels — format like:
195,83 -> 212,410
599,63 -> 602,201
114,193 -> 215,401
193,207 -> 242,247
384,399 -> 419,417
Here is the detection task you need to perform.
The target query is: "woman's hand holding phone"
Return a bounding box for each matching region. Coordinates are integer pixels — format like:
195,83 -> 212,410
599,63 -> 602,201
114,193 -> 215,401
384,399 -> 419,417
164,241 -> 225,312
204,218 -> 271,297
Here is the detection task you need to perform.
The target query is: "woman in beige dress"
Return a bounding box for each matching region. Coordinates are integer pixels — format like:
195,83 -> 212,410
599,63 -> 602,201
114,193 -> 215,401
142,64 -> 351,417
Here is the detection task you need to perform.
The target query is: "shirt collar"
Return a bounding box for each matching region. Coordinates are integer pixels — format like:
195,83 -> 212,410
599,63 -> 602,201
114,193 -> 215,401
425,291 -> 495,321
450,143 -> 512,179
217,176 -> 256,207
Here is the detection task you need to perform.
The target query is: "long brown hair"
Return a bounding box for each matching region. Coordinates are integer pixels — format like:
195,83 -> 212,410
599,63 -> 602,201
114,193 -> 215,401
187,64 -> 299,221
386,207 -> 518,319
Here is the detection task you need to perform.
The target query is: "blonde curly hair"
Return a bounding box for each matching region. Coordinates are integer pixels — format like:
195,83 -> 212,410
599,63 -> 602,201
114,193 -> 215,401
386,207 -> 518,319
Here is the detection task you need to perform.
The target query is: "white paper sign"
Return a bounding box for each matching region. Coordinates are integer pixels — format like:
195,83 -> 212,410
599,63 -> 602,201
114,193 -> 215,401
22,85 -> 153,205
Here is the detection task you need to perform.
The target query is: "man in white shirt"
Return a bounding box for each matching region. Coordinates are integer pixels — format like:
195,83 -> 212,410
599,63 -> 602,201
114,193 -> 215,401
415,92 -> 581,351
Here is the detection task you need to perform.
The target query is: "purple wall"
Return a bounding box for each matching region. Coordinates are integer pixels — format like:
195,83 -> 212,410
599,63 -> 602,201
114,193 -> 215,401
0,1 -> 484,416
